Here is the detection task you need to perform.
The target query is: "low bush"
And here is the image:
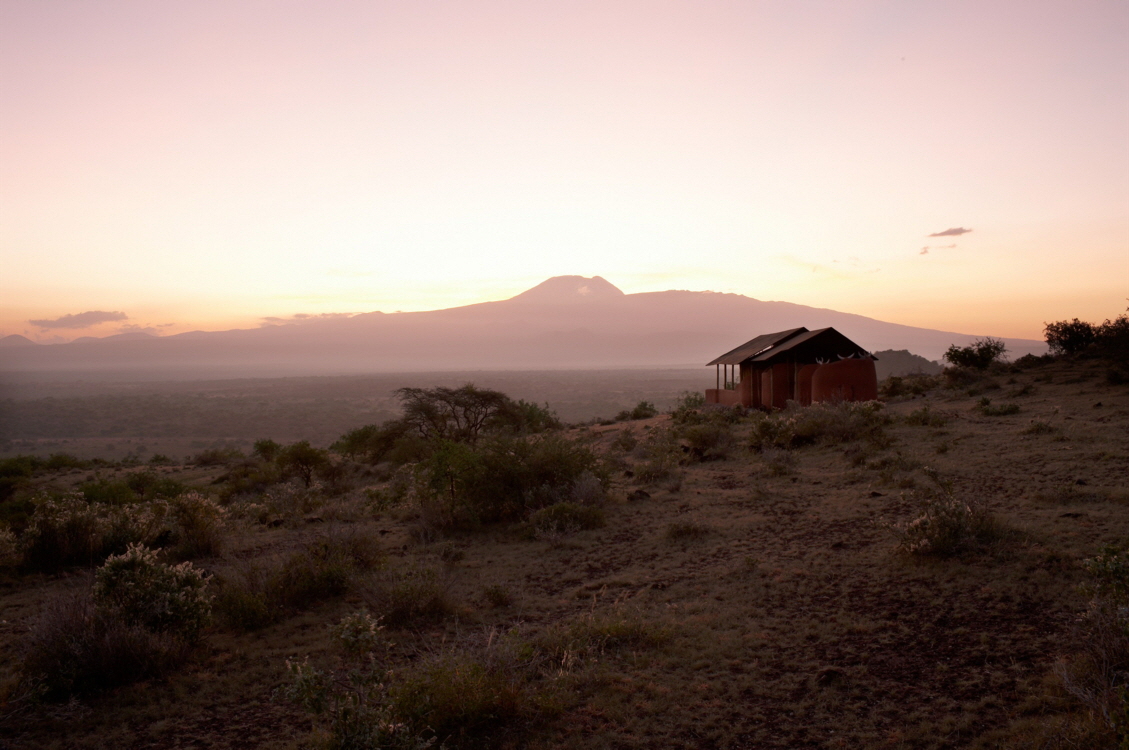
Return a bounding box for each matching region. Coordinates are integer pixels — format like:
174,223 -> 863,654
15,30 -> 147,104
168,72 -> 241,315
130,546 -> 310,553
1022,420 -> 1058,435
904,405 -> 947,427
413,434 -> 607,530
21,590 -> 189,700
975,397 -> 1020,416
1054,546 -> 1129,740
168,491 -> 226,559
633,427 -> 682,484
880,373 -> 940,399
94,544 -> 211,641
666,521 -> 709,541
215,533 -> 382,630
21,546 -> 210,699
528,502 -> 605,538
193,447 -> 244,467
680,423 -> 736,462
358,566 -> 454,628
616,400 -> 658,421
749,401 -> 890,451
891,471 -> 1009,557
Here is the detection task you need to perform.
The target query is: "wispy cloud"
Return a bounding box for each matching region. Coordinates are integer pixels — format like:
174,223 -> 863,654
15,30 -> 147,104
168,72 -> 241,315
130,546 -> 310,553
928,227 -> 972,237
920,243 -> 957,255
29,310 -> 127,329
259,312 -> 356,327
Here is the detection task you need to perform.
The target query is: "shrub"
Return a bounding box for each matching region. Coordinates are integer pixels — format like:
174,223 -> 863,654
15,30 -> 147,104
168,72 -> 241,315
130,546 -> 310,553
21,590 -> 189,700
943,338 -> 1008,370
616,401 -> 658,422
193,447 -> 244,467
215,533 -> 382,630
484,584 -> 513,608
633,427 -> 682,484
528,502 -> 605,537
891,470 -> 1008,557
252,438 -> 282,462
904,405 -> 947,427
20,494 -> 105,571
1022,420 -> 1058,435
880,373 -> 940,399
748,401 -> 890,450
611,428 -> 638,452
359,566 -> 453,628
1045,318 -> 1098,356
975,397 -> 1020,416
413,434 -> 607,530
93,544 -> 211,642
680,423 -> 736,462
1054,546 -> 1129,738
665,521 -> 709,541
168,492 -> 226,559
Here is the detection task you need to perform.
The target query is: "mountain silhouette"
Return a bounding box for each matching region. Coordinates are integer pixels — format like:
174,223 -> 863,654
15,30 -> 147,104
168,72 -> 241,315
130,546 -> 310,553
0,277 -> 1045,378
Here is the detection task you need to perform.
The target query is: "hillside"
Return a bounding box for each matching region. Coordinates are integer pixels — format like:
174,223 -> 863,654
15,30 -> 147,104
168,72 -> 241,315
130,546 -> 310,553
0,277 -> 1044,379
0,356 -> 1125,748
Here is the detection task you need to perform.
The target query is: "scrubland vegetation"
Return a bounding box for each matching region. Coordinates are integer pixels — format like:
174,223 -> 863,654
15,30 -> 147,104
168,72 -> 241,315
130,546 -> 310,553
0,313 -> 1127,748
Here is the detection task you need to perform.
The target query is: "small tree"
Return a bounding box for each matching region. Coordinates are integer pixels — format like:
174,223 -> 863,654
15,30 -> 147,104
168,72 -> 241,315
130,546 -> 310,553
279,441 -> 330,488
943,338 -> 1007,370
1044,318 -> 1097,356
252,438 -> 283,462
396,385 -> 513,445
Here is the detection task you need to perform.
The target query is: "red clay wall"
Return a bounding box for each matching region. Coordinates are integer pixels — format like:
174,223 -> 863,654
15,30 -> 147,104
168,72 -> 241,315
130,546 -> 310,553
797,364 -> 819,406
810,359 -> 878,403
705,388 -> 742,406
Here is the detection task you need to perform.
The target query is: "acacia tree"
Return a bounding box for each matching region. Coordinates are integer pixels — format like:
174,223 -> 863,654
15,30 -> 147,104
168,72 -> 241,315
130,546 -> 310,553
1044,318 -> 1097,356
278,441 -> 330,487
395,384 -> 513,445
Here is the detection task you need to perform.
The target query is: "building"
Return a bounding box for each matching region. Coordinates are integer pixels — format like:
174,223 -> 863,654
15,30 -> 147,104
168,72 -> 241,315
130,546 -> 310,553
705,327 -> 878,409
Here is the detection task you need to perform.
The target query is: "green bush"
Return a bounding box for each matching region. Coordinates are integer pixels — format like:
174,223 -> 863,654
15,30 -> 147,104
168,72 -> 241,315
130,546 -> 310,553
680,423 -> 736,462
615,401 -> 658,422
168,491 -> 226,559
880,374 -> 940,398
1045,318 -> 1098,356
20,494 -> 108,571
93,543 -> 211,641
414,434 -> 606,530
749,401 -> 889,450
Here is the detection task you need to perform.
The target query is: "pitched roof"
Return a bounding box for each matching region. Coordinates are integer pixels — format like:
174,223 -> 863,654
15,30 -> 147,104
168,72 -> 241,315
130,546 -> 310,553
706,328 -> 807,366
707,327 -> 876,366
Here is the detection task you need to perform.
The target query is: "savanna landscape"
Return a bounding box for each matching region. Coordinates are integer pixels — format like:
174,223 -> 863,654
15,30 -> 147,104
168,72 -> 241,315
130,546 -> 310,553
0,317 -> 1126,749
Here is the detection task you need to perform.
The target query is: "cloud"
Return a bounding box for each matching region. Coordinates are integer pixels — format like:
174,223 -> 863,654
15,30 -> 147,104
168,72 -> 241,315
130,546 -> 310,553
29,310 -> 128,329
919,243 -> 957,255
928,227 -> 972,237
117,324 -> 162,336
920,247 -> 929,255
259,312 -> 356,327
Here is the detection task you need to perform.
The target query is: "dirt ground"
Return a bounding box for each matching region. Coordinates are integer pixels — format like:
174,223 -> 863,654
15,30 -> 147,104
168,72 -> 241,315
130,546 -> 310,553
1,357 -> 1126,749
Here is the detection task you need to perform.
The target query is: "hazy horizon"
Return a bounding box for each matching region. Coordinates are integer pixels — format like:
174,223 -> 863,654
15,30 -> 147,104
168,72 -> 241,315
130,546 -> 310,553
2,1 -> 1127,345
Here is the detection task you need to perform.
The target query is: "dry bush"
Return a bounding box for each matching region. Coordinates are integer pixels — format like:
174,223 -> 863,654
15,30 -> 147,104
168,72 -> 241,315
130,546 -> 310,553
634,427 -> 682,484
19,493 -> 167,572
358,566 -> 454,629
21,547 -> 210,700
1054,546 -> 1129,741
665,521 -> 710,542
880,373 -> 940,398
976,397 -> 1021,416
215,532 -> 383,631
680,423 -> 736,462
760,448 -> 796,476
168,491 -> 226,559
890,471 -> 1010,557
528,502 -> 605,540
749,401 -> 890,451
904,405 -> 948,427
20,590 -> 189,700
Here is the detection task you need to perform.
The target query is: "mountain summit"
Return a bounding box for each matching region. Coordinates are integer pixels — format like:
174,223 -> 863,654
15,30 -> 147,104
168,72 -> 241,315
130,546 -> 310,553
509,275 -> 626,304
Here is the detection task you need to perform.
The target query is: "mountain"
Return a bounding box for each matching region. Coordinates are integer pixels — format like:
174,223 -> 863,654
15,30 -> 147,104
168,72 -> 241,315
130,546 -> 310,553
0,277 -> 1046,378
0,334 -> 38,348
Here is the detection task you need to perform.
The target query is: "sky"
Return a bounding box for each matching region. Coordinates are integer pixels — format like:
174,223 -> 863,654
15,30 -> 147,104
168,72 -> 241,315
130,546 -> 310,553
1,0 -> 1127,343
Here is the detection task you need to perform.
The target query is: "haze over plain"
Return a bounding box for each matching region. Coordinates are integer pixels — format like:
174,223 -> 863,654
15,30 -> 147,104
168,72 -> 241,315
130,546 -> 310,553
1,1 -> 1127,348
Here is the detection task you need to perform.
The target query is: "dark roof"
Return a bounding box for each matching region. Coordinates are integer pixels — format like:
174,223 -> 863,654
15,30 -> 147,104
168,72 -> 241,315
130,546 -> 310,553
707,327 -> 876,366
706,328 -> 807,366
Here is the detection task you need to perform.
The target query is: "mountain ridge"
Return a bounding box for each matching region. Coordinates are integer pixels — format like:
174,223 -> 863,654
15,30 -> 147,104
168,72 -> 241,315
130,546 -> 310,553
0,277 -> 1045,377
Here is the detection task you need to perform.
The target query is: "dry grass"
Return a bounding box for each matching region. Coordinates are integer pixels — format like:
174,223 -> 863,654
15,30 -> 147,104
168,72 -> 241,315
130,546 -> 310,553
1,358 -> 1128,748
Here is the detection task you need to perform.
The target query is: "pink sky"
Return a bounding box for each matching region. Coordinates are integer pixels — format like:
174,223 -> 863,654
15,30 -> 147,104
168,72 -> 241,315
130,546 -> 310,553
1,0 -> 1126,342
